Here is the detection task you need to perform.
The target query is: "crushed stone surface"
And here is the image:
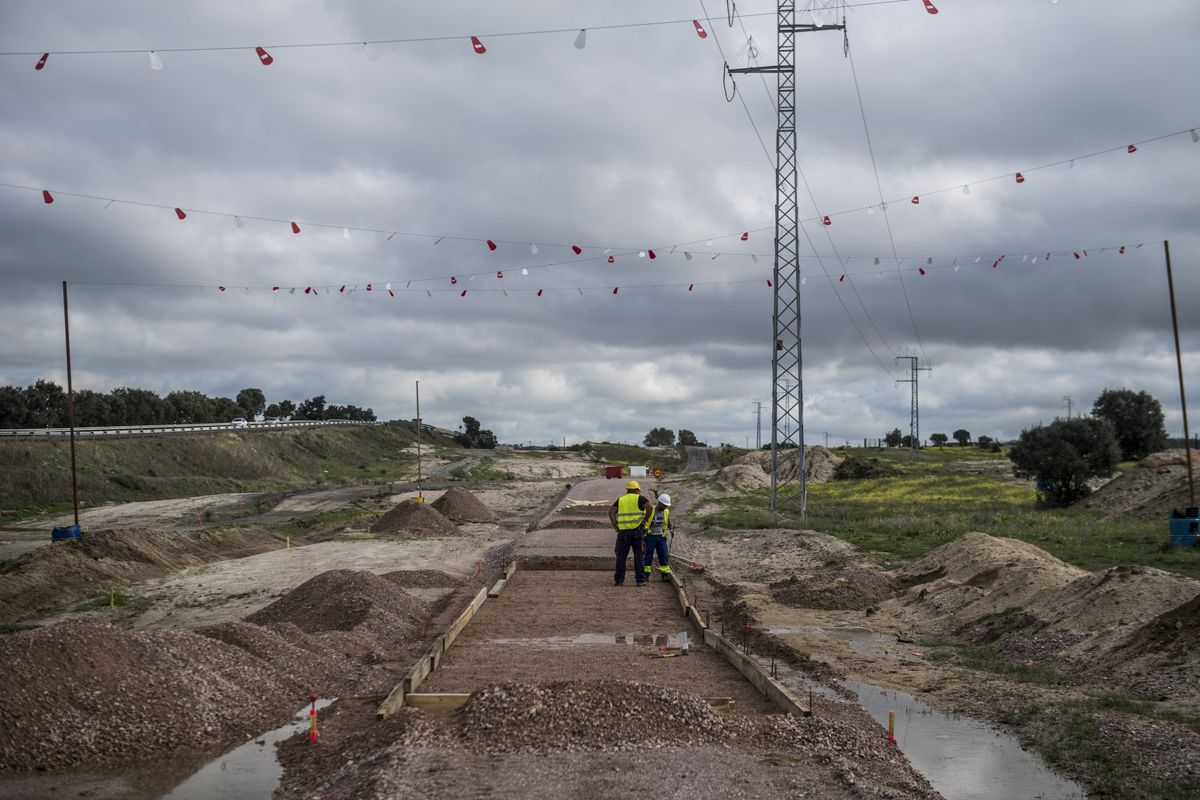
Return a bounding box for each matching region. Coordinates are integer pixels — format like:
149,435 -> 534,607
369,499 -> 461,536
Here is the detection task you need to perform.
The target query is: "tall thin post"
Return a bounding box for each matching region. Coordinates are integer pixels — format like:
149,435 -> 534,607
415,380 -> 424,502
62,280 -> 80,527
1164,241 -> 1196,507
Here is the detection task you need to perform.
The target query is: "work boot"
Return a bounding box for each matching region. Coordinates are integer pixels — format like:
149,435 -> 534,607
661,574 -> 670,583
635,581 -> 647,587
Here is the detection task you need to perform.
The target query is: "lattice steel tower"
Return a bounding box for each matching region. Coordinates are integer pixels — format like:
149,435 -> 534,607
729,3 -> 843,518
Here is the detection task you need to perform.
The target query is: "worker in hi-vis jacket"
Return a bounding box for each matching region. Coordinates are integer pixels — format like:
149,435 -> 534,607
641,493 -> 673,583
609,480 -> 653,586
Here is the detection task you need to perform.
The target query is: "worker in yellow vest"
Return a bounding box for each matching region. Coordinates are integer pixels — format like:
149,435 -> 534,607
608,479 -> 653,586
642,493 -> 672,582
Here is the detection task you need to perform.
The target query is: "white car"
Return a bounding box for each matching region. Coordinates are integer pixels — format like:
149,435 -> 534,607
231,418 -> 249,429
264,416 -> 281,426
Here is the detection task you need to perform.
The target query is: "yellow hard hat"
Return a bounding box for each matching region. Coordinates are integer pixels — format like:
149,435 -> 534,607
626,480 -> 640,490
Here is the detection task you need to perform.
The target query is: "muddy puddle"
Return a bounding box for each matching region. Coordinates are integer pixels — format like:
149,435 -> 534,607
766,625 -> 925,662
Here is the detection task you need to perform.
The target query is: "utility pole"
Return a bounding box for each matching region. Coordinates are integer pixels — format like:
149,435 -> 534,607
729,4 -> 844,519
824,432 -> 830,448
896,356 -> 931,459
1061,396 -> 1073,420
414,381 -> 423,503
753,400 -> 763,450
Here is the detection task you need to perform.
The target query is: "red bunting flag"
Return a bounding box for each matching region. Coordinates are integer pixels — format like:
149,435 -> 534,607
450,276 -> 457,284
255,47 -> 273,65
839,274 -> 845,282
741,231 -> 749,241
486,239 -> 497,251
692,20 -> 708,38
460,290 -> 467,297
1015,172 -> 1025,184
219,286 -> 226,292
339,285 -> 345,293
648,249 -> 656,259
42,190 -> 54,204
688,284 -> 694,291
35,53 -> 49,70
608,256 -> 615,263
175,207 -> 187,220
922,0 -> 939,14
537,289 -> 543,297
1119,246 -> 1126,254
767,279 -> 773,287
272,286 -> 280,292
919,267 -> 926,276
291,221 -> 301,234
304,287 -> 312,294
1127,144 -> 1137,153
389,289 -> 395,297
497,271 -> 503,279
1073,252 -> 1081,260
471,36 -> 486,54
612,287 -> 619,295
911,196 -> 920,205
571,244 -> 582,255
366,283 -> 373,291
822,215 -> 832,226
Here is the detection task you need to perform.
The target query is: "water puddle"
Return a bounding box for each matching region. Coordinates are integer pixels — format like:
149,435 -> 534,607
485,632 -> 689,647
765,625 -> 924,661
841,681 -> 1085,800
160,698 -> 333,799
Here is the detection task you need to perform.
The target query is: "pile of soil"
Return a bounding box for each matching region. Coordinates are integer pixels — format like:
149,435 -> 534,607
884,532 -> 1087,633
245,570 -> 429,654
456,681 -> 726,753
731,446 -> 842,484
833,456 -> 901,480
713,463 -> 771,491
1076,449 -> 1198,520
0,527 -> 286,624
1104,593 -> 1200,701
0,619 -> 305,774
382,569 -> 463,588
431,487 -> 496,523
199,620 -> 351,692
369,499 -> 460,536
771,570 -> 898,611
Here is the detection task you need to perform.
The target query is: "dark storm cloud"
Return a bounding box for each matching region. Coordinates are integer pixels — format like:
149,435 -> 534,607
1,1 -> 1198,446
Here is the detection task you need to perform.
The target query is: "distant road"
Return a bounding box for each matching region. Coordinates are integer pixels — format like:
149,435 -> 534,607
0,419 -> 376,442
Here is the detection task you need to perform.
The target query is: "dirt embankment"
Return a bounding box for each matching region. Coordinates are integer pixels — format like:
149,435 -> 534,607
714,446 -> 843,491
0,527 -> 287,624
0,568 -> 450,776
1076,448 -> 1198,520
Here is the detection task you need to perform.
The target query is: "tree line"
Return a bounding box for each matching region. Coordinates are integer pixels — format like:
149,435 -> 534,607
0,380 -> 375,428
644,428 -> 704,447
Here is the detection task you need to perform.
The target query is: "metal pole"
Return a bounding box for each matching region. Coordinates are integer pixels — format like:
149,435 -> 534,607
1164,241 -> 1196,507
62,280 -> 80,527
415,380 -> 423,502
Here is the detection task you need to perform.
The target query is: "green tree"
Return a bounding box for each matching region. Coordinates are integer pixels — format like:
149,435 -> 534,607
109,387 -> 169,425
277,399 -> 296,419
930,433 -> 948,447
643,427 -> 676,447
1009,417 -> 1120,506
678,429 -> 699,446
73,389 -> 114,426
0,385 -> 31,427
236,388 -> 266,420
25,379 -> 67,427
166,390 -> 214,424
953,429 -> 971,446
883,428 -> 903,448
1091,388 -> 1168,461
456,416 -> 497,448
976,435 -> 994,450
294,395 -> 327,420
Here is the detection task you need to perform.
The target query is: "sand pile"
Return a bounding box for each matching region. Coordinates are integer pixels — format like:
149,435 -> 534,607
833,456 -> 901,480
884,532 -> 1087,633
382,569 -> 463,588
1103,593 -> 1200,700
456,681 -> 725,753
713,463 -> 772,491
1076,449 -> 1198,521
199,620 -> 350,692
771,570 -> 898,611
245,570 -> 429,655
432,487 -> 496,523
0,619 -> 305,773
370,499 -> 460,536
0,527 -> 286,624
730,446 -> 842,484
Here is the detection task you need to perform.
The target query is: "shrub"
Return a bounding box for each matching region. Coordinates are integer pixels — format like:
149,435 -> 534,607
1009,418 -> 1120,506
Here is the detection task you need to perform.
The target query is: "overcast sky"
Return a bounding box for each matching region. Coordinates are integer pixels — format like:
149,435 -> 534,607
2,1 -> 1198,447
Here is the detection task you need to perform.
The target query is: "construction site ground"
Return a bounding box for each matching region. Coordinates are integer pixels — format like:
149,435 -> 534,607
1,450 -> 1197,798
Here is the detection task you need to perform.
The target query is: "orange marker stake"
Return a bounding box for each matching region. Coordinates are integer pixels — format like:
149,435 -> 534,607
888,709 -> 896,745
309,694 -> 319,743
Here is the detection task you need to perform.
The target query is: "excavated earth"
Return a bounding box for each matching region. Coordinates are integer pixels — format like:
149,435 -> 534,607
1076,448 -> 1198,520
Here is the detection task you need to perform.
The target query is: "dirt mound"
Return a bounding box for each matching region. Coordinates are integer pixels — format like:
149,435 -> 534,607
1076,449 -> 1198,521
431,487 -> 496,523
730,446 -> 842,484
457,681 -> 724,753
713,464 -> 772,491
382,569 -> 463,588
884,532 -> 1087,633
771,570 -> 898,611
199,620 -> 351,693
834,456 -> 901,480
245,570 -> 429,651
0,619 -> 305,774
370,499 -> 460,536
0,527 -> 286,624
1102,593 -> 1200,700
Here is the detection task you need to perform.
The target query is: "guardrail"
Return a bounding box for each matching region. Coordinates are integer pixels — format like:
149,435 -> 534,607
0,419 -> 377,441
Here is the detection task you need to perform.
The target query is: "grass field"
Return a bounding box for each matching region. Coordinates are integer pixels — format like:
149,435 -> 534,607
695,446 -> 1200,580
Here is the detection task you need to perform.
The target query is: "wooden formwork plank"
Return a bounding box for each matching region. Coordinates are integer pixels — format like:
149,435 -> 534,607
703,629 -> 810,718
443,587 -> 488,652
376,684 -> 406,717
488,578 -> 508,597
687,603 -> 707,632
504,561 -> 518,580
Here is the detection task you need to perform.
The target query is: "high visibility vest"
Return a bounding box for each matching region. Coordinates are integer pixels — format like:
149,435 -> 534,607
615,493 -> 646,530
646,507 -> 669,536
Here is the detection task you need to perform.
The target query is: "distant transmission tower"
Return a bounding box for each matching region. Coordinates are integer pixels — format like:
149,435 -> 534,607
753,400 -> 763,449
729,3 -> 844,519
1061,395 -> 1073,420
896,356 -> 932,458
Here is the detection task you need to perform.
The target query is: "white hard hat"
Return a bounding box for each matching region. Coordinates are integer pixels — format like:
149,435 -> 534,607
657,493 -> 672,507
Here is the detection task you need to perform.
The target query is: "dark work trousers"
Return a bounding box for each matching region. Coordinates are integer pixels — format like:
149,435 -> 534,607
643,534 -> 670,578
614,529 -> 646,585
